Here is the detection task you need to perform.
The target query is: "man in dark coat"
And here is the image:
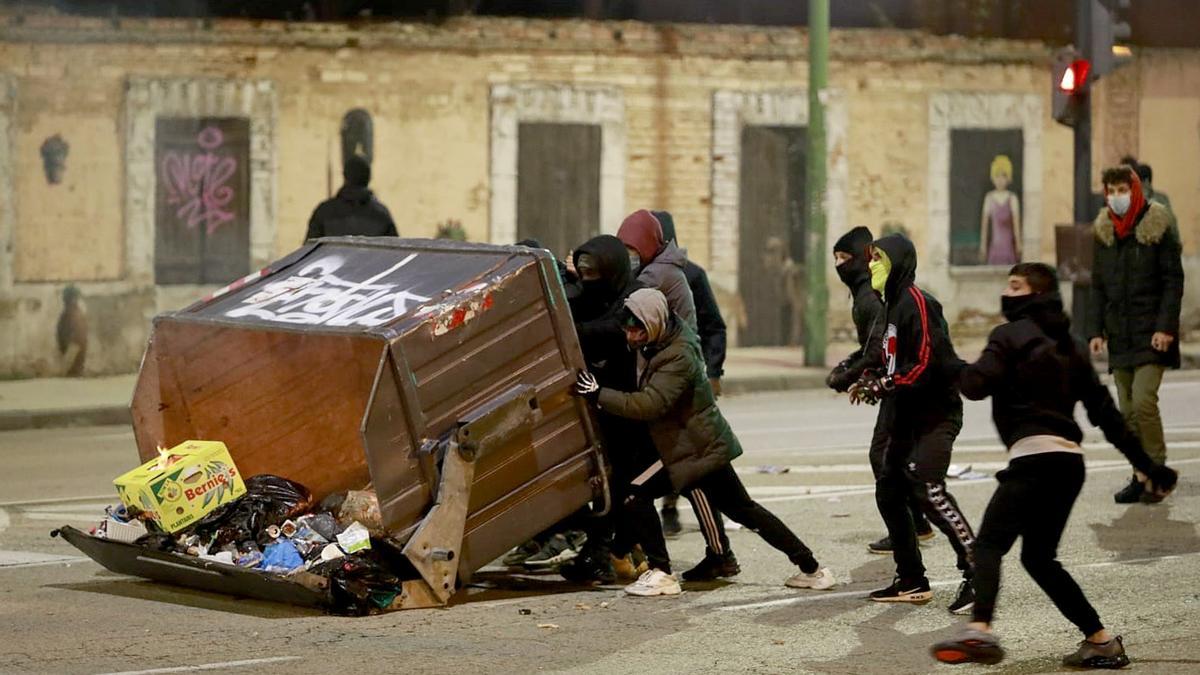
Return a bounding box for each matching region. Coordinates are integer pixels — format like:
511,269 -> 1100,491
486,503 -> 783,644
826,227 -> 934,553
575,288 -> 836,597
305,155 -> 397,240
1088,166 -> 1184,504
932,262 -> 1177,668
651,210 -> 728,538
849,234 -> 976,614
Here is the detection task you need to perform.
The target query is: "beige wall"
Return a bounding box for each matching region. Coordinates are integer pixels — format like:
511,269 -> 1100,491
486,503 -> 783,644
0,16 -> 1197,376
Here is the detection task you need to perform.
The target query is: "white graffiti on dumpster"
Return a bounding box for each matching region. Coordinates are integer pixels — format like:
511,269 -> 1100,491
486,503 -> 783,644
225,254 -> 433,327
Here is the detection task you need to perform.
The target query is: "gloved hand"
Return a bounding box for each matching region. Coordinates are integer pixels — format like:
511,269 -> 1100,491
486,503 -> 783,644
574,370 -> 600,403
1142,464 -> 1179,497
827,363 -> 857,393
848,372 -> 894,406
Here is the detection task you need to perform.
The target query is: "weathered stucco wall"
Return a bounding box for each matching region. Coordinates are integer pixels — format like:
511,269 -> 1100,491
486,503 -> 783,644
0,15 -> 1197,376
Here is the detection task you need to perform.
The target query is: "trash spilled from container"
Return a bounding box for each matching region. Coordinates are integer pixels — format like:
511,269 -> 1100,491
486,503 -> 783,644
52,239 -> 609,615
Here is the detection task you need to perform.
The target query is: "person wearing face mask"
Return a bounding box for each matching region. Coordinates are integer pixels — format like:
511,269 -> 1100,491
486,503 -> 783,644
826,227 -> 936,554
1088,166 -> 1184,505
847,234 -> 977,614
931,263 -> 1177,668
574,288 -> 836,597
617,209 -> 698,331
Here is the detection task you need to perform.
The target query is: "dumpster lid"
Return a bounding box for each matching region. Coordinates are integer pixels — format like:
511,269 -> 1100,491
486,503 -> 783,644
181,238 -> 542,334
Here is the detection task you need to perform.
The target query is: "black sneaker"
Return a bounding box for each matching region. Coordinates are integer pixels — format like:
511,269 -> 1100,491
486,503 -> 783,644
1062,636 -> 1130,669
869,576 -> 933,604
1113,478 -> 1145,504
661,507 -> 682,538
867,535 -> 894,554
947,579 -> 975,615
502,539 -> 542,567
681,550 -> 741,581
559,550 -> 616,585
931,628 -> 1005,665
523,532 -> 583,568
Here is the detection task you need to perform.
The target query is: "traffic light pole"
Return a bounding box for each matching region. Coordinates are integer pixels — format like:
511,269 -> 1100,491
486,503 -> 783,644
804,0 -> 829,367
1072,0 -> 1094,334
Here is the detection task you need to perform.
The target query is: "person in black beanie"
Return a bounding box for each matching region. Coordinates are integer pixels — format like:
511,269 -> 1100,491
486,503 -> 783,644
651,211 -> 730,547
827,227 -> 935,554
932,263 -> 1177,669
305,155 -> 397,240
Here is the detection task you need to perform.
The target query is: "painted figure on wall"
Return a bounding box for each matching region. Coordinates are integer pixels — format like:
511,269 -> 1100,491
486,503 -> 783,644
979,154 -> 1022,265
40,134 -> 68,185
56,285 -> 88,376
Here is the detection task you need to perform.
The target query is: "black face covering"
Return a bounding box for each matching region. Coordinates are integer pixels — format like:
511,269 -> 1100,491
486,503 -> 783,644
1001,293 -> 1039,322
836,260 -> 868,289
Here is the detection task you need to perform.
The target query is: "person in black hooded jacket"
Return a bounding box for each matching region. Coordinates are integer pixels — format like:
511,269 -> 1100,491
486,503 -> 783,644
827,227 -> 934,552
305,156 -> 397,240
849,233 -> 976,614
651,211 -> 729,539
932,262 -> 1177,668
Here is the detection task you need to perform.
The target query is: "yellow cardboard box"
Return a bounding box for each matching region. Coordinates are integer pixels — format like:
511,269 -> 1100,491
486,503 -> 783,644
113,440 -> 246,533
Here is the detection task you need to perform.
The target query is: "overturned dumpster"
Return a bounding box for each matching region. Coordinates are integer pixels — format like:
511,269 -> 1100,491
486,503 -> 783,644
58,237 -> 608,613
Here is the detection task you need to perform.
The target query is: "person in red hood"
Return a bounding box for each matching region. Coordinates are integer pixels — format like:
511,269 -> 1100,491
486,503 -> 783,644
617,210 -> 697,331
1087,166 -> 1184,505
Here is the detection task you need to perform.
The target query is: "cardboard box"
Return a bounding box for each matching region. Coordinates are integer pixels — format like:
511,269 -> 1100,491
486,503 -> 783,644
113,440 -> 246,533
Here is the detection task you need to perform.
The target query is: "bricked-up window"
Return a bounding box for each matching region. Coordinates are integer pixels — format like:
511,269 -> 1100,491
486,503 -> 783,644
154,117 -> 251,285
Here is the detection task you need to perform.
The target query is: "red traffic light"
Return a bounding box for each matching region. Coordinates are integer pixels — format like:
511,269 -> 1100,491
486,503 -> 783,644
1059,59 -> 1091,93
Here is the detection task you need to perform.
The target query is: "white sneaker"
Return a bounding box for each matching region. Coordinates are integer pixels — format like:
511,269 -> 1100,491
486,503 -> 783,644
785,567 -> 836,590
624,569 -> 682,597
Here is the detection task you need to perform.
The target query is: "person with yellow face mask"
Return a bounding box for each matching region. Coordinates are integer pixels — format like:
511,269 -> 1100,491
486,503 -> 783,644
844,234 -> 977,615
826,228 -> 937,554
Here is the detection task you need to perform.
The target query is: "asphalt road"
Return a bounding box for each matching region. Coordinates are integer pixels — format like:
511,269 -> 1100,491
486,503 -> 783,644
2,377 -> 1199,674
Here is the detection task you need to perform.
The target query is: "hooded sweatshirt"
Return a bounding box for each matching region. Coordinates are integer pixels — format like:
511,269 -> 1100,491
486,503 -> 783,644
871,234 -> 962,416
569,235 -> 644,391
617,210 -> 698,330
305,185 -> 398,240
596,288 -> 742,491
831,227 -> 883,383
654,210 -> 727,378
959,292 -> 1155,474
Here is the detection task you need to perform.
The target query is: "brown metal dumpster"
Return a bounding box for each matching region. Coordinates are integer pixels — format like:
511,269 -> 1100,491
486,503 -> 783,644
63,237 -> 607,611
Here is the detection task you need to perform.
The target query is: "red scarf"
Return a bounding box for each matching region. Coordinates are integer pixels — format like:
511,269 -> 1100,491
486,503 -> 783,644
1106,167 -> 1147,240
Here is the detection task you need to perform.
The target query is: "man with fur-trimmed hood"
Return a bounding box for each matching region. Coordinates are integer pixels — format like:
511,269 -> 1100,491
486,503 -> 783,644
1088,166 -> 1184,505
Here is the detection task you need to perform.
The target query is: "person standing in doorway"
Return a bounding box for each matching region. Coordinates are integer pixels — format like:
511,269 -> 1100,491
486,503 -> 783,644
1088,166 -> 1184,505
979,154 -> 1021,266
305,155 -> 397,240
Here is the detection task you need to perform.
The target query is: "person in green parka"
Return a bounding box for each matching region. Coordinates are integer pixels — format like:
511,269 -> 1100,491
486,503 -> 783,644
1088,166 -> 1185,505
574,287 -> 836,597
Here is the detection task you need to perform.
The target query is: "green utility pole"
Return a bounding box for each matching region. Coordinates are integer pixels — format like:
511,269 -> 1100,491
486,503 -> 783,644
804,0 -> 829,367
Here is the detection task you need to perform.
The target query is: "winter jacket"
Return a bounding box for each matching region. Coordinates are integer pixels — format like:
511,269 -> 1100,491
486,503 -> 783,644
654,211 -> 727,379
305,185 -> 398,240
960,293 -> 1156,474
829,227 -> 883,388
871,234 -> 963,419
1088,200 -> 1184,370
596,291 -> 742,492
617,210 -> 697,330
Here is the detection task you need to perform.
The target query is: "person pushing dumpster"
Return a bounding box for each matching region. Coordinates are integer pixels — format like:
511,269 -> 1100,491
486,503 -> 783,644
573,287 -> 837,596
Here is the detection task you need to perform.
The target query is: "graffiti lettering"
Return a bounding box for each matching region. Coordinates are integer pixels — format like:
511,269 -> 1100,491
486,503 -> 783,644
226,254 -> 432,327
160,126 -> 238,235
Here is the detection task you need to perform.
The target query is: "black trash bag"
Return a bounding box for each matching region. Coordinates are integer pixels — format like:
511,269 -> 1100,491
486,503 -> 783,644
187,475 -> 313,551
134,532 -> 178,552
310,553 -> 404,616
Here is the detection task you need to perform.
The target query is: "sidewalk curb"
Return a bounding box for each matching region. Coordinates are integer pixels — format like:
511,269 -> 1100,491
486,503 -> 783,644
722,371 -> 830,397
0,406 -> 132,432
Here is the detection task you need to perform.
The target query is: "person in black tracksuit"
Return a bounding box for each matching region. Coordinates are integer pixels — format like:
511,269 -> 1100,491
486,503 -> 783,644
826,227 -> 933,552
849,234 -> 976,613
305,156 -> 397,240
932,263 -> 1178,669
651,211 -> 729,540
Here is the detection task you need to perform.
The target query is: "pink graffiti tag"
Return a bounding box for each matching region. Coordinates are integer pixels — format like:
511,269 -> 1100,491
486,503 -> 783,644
159,126 -> 238,235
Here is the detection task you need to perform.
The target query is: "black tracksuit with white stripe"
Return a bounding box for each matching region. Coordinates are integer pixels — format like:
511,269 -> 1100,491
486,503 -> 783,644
871,235 -> 976,583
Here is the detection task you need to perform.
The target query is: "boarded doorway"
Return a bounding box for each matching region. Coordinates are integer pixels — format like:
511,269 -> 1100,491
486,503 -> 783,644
517,122 -> 601,259
738,125 -> 807,347
154,117 -> 252,285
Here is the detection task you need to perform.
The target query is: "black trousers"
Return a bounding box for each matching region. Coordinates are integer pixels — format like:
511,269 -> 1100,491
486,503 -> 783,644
972,453 -> 1103,636
868,409 -> 931,533
875,402 -> 975,581
624,463 -> 818,574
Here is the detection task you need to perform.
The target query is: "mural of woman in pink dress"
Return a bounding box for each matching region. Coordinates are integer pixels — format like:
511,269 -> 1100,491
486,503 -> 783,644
979,154 -> 1022,265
